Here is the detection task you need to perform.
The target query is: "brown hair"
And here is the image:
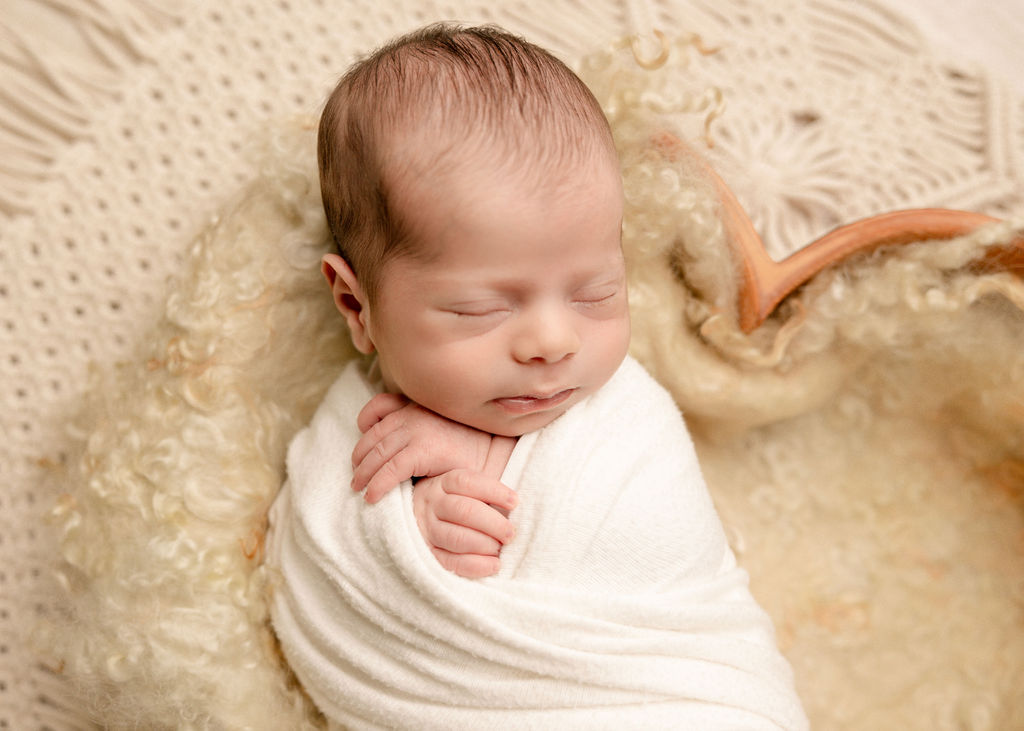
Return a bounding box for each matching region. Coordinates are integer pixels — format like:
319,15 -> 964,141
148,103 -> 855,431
317,23 -> 615,302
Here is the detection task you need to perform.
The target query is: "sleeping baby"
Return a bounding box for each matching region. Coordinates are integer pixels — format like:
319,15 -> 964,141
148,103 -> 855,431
267,22 -> 808,729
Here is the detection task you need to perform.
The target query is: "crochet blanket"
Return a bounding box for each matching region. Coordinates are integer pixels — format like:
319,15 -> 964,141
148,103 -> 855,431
268,356 -> 808,729
13,1 -> 1023,728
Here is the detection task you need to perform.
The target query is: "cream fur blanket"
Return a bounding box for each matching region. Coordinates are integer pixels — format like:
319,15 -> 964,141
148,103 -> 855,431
268,355 -> 808,729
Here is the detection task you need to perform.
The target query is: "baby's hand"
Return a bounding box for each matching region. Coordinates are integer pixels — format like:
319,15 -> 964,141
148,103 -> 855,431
352,393 -> 492,503
413,469 -> 517,578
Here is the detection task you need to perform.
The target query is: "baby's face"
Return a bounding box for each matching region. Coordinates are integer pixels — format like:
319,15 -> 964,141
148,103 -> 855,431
362,153 -> 629,437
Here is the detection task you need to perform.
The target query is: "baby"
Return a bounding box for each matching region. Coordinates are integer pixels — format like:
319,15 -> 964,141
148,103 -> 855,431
318,22 -> 629,578
268,22 -> 808,729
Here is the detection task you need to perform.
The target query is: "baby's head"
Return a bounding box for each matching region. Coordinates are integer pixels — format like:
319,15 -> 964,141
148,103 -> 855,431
319,23 -> 630,436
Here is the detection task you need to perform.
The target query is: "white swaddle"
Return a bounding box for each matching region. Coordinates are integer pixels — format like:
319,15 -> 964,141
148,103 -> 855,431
267,356 -> 808,729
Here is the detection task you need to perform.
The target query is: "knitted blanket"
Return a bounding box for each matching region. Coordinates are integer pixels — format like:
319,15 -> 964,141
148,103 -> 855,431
11,1 -> 1023,728
268,356 -> 808,729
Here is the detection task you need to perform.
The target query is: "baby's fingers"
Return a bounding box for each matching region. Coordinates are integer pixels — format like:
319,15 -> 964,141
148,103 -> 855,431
423,507 -> 505,555
352,429 -> 412,500
351,420 -> 387,469
356,392 -> 409,433
432,491 -> 516,546
441,469 -> 518,514
431,548 -> 500,578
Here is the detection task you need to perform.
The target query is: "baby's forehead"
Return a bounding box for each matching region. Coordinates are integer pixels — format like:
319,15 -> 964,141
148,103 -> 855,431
391,139 -> 621,236
389,137 -> 617,224
386,110 -> 615,185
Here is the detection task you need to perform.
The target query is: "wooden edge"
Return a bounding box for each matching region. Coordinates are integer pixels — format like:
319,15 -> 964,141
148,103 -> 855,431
646,131 -> 1022,333
739,209 -> 1011,332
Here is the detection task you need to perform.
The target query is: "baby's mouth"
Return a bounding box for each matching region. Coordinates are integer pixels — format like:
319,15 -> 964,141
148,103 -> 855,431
493,388 -> 576,414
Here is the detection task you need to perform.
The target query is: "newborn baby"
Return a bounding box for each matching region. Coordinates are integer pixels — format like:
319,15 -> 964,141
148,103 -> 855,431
267,22 -> 808,730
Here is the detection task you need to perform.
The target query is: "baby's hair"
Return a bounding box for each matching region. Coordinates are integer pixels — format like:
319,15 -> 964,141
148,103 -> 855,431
317,23 -> 615,302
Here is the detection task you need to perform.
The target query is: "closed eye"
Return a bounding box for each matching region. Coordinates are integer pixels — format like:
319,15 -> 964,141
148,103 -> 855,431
577,292 -> 616,304
445,304 -> 510,317
573,286 -> 622,307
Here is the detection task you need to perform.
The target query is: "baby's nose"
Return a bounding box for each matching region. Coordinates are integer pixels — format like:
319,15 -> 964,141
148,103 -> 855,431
512,307 -> 581,364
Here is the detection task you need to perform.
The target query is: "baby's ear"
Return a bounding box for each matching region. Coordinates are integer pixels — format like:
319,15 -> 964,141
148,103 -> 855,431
321,254 -> 375,354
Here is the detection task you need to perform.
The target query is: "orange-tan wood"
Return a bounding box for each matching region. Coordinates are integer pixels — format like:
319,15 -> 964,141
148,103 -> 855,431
655,132 -> 1024,332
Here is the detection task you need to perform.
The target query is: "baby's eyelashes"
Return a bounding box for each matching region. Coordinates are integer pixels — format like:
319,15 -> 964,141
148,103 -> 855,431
444,302 -> 510,317
571,286 -> 626,317
574,290 -> 619,306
